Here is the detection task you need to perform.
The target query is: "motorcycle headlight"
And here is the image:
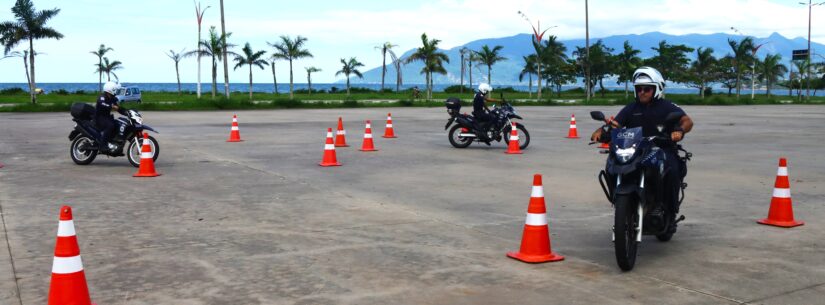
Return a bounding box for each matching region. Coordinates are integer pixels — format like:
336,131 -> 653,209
615,147 -> 636,163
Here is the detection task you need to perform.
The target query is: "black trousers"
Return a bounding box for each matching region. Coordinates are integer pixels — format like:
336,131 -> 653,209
95,117 -> 115,144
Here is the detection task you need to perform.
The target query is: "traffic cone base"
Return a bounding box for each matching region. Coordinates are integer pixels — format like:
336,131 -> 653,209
507,174 -> 563,263
134,133 -> 160,177
757,158 -> 802,228
320,128 -> 342,167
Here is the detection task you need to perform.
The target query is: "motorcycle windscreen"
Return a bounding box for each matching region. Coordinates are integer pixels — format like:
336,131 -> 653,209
610,127 -> 643,149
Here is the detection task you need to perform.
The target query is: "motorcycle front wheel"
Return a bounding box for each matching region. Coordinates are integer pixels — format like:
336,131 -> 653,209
127,135 -> 160,167
448,125 -> 473,148
614,194 -> 639,271
502,122 -> 530,150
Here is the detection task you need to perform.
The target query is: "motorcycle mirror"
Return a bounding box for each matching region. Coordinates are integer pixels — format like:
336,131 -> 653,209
590,111 -> 605,121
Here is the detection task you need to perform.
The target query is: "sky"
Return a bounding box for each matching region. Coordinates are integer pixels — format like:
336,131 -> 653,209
0,0 -> 822,84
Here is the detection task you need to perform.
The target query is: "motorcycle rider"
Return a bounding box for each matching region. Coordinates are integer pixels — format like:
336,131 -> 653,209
96,81 -> 126,154
473,83 -> 500,143
590,66 -> 694,232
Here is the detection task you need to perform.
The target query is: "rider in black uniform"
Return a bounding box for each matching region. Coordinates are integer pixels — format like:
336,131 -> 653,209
591,66 -> 694,231
472,83 -> 500,143
95,81 -> 126,154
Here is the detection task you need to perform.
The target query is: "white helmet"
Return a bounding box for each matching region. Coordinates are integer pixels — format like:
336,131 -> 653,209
478,83 -> 492,95
103,81 -> 121,95
632,66 -> 665,100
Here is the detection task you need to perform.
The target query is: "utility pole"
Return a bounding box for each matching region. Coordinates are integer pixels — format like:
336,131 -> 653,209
220,0 -> 230,98
801,1 -> 825,100
585,0 -> 591,102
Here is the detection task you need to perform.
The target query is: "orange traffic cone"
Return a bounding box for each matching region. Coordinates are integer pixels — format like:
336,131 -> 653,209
505,122 -> 522,154
359,120 -> 378,152
227,114 -> 242,142
335,117 -> 349,147
758,158 -> 804,228
48,205 -> 93,305
134,133 -> 160,177
383,113 -> 397,138
507,174 -> 564,263
598,116 -> 612,149
319,128 -> 341,167
565,114 -> 580,138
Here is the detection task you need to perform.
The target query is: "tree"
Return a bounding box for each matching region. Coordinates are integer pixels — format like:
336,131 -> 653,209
2,50 -> 30,90
233,42 -> 267,99
716,56 -> 738,96
166,48 -> 187,95
727,37 -> 755,98
375,42 -> 396,92
90,44 -> 113,92
404,33 -> 449,99
194,1 -> 209,98
791,59 -> 810,98
614,41 -> 641,98
305,66 -> 320,95
686,47 -> 717,98
187,26 -> 235,98
538,35 -> 569,97
519,55 -> 538,98
270,35 -> 313,99
573,40 -> 613,97
459,47 -> 470,94
646,40 -> 694,83
755,54 -> 787,97
0,0 -> 63,104
218,0 -> 229,98
96,57 -> 122,82
336,57 -> 364,95
269,60 -> 278,94
475,45 -> 506,85
390,50 -> 402,92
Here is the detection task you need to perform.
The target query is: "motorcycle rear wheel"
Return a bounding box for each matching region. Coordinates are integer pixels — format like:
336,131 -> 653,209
614,194 -> 639,271
448,125 -> 473,148
70,136 -> 97,165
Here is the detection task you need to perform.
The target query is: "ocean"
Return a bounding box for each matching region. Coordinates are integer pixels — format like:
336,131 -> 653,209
0,82 -> 821,97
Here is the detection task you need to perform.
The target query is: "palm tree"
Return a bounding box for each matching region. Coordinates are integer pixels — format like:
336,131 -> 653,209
614,41 -> 641,98
96,57 -> 123,82
375,42 -> 397,92
459,47 -> 470,94
166,48 -> 187,95
269,60 -> 278,94
539,36 -> 569,96
689,47 -> 717,98
727,37 -> 755,98
791,60 -> 809,98
186,26 -> 235,98
194,1 -> 209,99
2,50 -> 30,89
336,57 -> 364,95
475,45 -> 506,84
305,66 -> 321,95
390,50 -> 402,92
90,44 -> 113,92
270,35 -> 313,99
0,0 -> 63,104
233,43 -> 268,99
218,0 -> 229,98
519,55 -> 538,98
756,54 -> 787,97
404,33 -> 449,99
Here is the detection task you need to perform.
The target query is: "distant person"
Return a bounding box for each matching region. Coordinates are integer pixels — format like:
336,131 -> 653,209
590,66 -> 694,230
95,81 -> 126,153
472,83 -> 500,143
412,86 -> 421,99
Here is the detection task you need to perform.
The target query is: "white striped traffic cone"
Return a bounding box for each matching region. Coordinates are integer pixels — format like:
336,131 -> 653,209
383,113 -> 397,138
48,205 -> 93,305
227,114 -> 242,142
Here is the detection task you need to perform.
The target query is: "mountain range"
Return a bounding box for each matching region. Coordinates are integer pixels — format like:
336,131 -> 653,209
353,32 -> 824,86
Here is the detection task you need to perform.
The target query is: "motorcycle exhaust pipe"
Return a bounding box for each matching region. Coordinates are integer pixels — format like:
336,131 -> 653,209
459,133 -> 477,137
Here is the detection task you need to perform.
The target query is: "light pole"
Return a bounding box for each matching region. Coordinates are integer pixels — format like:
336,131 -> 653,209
800,1 -> 824,100
731,27 -> 769,99
585,0 -> 591,101
518,11 -> 557,100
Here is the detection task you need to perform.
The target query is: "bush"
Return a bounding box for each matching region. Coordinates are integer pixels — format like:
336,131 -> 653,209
73,90 -> 87,95
348,87 -> 377,93
496,86 -> 519,93
703,87 -> 713,97
54,89 -> 70,95
565,87 -> 586,93
342,100 -> 360,107
0,87 -> 26,94
443,85 -> 472,93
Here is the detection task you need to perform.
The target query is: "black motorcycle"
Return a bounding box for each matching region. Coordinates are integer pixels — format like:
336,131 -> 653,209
68,103 -> 160,167
444,97 -> 530,149
590,111 -> 691,271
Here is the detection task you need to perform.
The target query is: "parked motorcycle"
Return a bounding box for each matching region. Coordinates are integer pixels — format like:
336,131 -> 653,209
443,97 -> 530,149
68,103 -> 159,167
590,111 -> 691,271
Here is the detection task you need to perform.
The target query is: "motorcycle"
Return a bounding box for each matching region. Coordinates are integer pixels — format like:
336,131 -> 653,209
590,111 -> 691,271
68,102 -> 160,167
443,96 -> 530,149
